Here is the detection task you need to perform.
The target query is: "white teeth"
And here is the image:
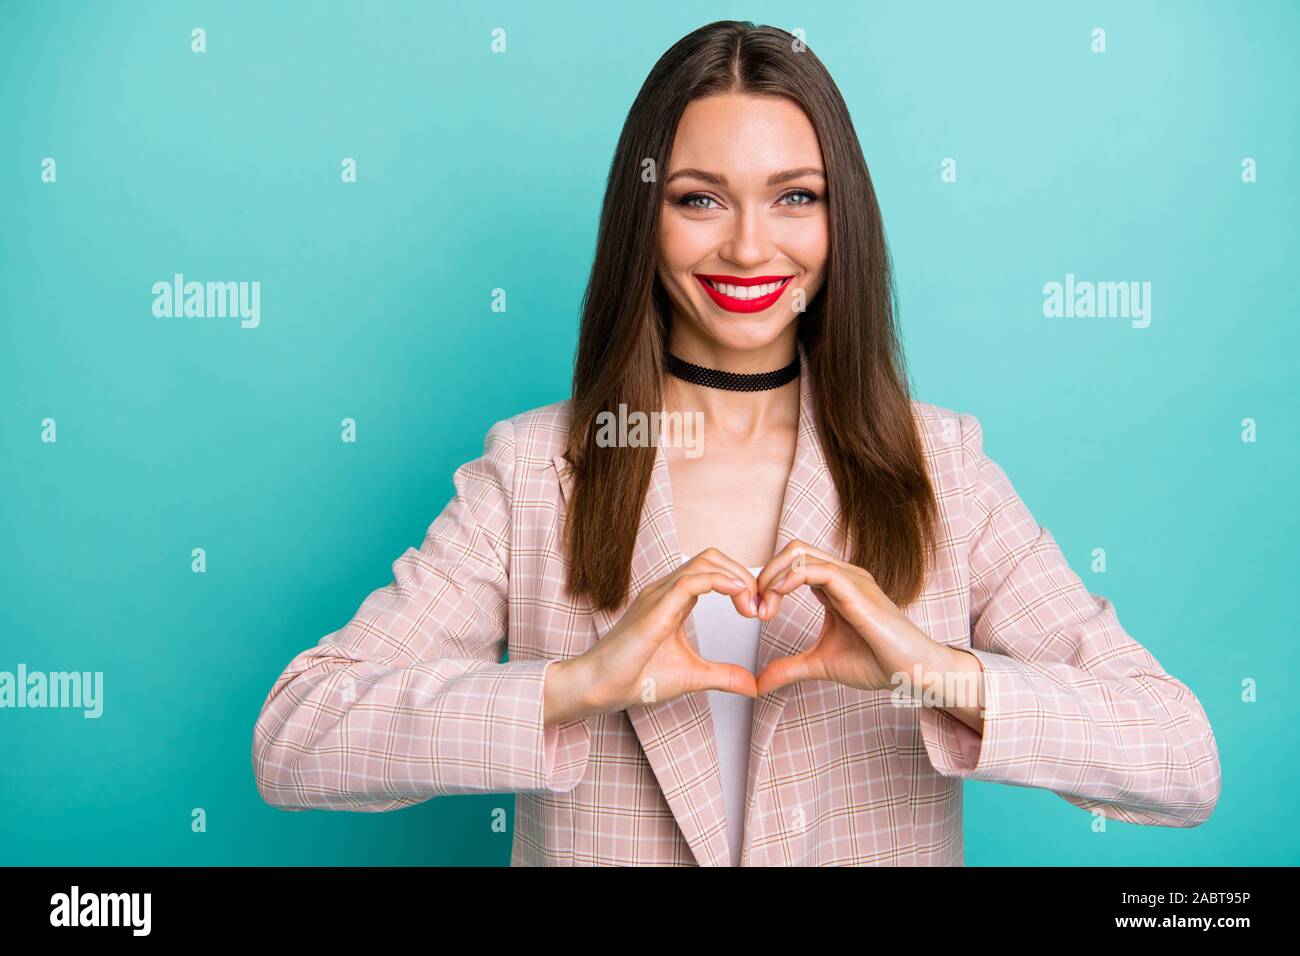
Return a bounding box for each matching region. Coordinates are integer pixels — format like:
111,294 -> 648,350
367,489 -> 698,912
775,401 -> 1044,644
705,278 -> 787,299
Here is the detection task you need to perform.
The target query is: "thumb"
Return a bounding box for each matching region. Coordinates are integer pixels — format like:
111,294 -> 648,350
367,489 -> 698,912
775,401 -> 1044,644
690,658 -> 758,698
755,650 -> 822,696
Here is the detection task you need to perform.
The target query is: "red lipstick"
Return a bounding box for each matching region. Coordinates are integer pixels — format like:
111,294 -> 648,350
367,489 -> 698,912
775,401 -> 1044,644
694,274 -> 794,314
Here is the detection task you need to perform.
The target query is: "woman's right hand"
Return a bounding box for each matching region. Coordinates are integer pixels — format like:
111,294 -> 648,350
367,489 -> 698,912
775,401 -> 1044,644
544,549 -> 760,725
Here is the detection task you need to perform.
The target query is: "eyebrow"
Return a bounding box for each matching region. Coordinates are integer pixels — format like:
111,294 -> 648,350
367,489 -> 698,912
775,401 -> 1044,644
664,166 -> 826,187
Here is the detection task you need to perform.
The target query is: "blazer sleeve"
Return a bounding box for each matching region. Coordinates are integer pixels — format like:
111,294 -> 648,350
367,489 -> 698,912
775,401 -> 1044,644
252,417 -> 593,812
917,412 -> 1222,827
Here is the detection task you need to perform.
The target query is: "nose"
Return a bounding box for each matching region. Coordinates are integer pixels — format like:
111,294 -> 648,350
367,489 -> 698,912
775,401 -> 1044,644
717,202 -> 775,270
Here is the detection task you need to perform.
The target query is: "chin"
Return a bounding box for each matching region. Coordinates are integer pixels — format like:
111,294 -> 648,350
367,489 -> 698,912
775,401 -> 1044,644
701,314 -> 796,352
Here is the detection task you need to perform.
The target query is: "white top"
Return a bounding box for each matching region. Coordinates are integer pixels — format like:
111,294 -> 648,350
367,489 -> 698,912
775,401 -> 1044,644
685,563 -> 763,866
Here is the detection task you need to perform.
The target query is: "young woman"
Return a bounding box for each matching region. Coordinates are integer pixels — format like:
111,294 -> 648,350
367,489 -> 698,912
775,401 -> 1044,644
253,21 -> 1221,866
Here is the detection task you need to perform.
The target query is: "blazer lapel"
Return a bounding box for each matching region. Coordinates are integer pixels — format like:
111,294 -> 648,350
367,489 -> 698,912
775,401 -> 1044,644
741,346 -> 845,863
552,443 -> 732,867
549,343 -> 842,867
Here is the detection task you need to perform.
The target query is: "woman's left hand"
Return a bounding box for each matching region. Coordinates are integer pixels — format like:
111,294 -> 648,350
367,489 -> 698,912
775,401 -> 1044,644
752,539 -> 959,699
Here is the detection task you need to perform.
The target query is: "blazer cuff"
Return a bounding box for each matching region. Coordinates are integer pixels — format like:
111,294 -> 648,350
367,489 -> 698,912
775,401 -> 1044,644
537,660 -> 593,792
916,647 -> 1022,778
419,657 -> 592,795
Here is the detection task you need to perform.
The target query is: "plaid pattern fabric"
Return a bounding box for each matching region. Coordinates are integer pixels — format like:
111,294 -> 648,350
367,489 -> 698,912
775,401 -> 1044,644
252,347 -> 1222,865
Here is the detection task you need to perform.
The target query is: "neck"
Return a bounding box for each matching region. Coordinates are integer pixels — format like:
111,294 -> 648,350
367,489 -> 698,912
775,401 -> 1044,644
662,328 -> 800,439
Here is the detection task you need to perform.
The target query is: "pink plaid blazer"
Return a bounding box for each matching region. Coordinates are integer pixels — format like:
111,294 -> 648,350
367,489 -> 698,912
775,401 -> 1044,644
252,350 -> 1222,865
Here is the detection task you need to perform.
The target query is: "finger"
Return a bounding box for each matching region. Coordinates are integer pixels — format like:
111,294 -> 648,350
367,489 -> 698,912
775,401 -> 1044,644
649,554 -> 735,603
754,650 -> 823,696
656,571 -> 751,628
758,547 -> 817,621
755,539 -> 837,603
764,559 -> 863,624
678,549 -> 759,616
754,540 -> 800,595
756,543 -> 808,620
689,658 -> 759,698
769,554 -> 833,594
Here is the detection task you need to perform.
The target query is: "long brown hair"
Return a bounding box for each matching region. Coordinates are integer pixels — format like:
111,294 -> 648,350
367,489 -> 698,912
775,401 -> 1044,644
564,20 -> 937,613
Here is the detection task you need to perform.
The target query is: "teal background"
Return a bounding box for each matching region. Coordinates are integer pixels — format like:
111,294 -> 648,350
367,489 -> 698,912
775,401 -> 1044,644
1,0 -> 1296,866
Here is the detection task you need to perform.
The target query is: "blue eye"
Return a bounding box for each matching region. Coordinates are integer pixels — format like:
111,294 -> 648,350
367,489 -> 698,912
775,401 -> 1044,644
780,189 -> 819,206
677,193 -> 719,210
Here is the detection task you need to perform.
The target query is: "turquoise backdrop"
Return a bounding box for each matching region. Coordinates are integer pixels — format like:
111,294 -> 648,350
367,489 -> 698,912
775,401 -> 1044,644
1,0 -> 1296,865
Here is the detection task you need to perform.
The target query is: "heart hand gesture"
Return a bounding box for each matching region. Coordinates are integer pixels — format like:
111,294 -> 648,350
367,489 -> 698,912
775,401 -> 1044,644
545,549 -> 760,725
752,540 -> 962,701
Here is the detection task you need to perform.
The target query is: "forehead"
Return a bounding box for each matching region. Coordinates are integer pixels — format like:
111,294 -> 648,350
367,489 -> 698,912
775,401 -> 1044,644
668,93 -> 823,178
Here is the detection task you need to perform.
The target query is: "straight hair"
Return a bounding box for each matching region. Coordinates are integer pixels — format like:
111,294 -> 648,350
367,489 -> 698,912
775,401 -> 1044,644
564,20 -> 938,613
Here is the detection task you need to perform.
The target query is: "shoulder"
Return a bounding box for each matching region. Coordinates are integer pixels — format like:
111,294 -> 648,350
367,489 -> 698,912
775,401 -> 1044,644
910,399 -> 988,494
459,399 -> 572,498
910,398 -> 984,453
500,398 -> 572,461
444,399 -> 572,523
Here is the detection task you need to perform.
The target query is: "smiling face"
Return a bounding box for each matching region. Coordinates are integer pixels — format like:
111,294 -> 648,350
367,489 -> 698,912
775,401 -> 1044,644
658,91 -> 830,366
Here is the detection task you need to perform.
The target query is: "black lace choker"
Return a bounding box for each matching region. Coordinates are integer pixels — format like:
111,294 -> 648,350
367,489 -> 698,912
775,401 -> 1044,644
665,352 -> 799,391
